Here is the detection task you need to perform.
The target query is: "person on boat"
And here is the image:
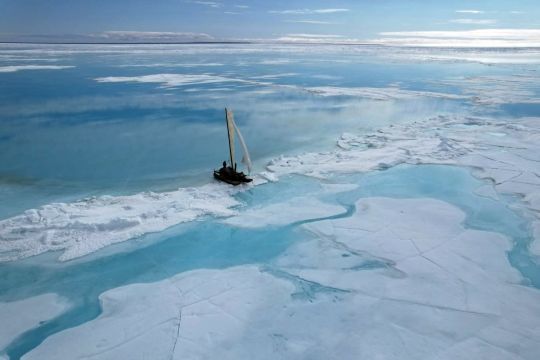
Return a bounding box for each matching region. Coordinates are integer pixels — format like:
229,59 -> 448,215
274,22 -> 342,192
220,161 -> 228,174
220,161 -> 235,177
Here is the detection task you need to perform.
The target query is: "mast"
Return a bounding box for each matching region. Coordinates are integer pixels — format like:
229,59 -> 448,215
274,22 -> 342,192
225,108 -> 235,168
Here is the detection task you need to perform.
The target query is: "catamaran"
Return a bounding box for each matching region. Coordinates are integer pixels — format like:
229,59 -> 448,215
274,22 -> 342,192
213,108 -> 253,185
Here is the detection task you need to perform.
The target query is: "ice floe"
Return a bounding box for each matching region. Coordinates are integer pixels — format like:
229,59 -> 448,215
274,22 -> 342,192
92,67 -> 536,109
0,65 -> 74,73
435,74 -> 540,105
0,294 -> 70,350
0,183 -> 241,262
23,198 -> 540,359
266,114 -> 540,255
305,72 -> 540,106
94,73 -> 243,88
94,72 -> 466,102
305,86 -> 466,101
3,111 -> 539,262
223,197 -> 345,228
388,50 -> 540,65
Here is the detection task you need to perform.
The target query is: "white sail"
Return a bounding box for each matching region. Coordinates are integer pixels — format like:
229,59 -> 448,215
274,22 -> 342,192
231,115 -> 252,174
225,108 -> 235,167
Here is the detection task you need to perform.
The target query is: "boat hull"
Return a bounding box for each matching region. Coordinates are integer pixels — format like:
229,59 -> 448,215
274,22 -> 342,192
213,170 -> 252,186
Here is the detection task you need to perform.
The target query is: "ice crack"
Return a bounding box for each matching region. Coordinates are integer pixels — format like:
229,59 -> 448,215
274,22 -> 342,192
169,309 -> 182,360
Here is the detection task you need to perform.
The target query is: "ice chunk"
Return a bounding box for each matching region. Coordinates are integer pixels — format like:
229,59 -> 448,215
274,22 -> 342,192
0,183 -> 241,262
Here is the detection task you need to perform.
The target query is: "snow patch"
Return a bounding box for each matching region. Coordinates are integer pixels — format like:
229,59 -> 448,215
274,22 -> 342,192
0,183 -> 241,262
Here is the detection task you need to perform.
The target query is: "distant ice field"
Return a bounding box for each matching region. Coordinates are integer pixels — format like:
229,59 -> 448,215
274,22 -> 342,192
1,43 -> 540,359
2,44 -> 539,217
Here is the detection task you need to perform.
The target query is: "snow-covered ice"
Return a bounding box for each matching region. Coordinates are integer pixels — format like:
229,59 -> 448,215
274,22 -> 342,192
223,197 -> 345,228
2,112 -> 540,262
436,74 -> 540,106
0,183 -> 241,262
266,114 -> 540,255
0,294 -> 70,350
95,73 -> 243,88
2,42 -> 540,359
23,198 -> 540,360
0,65 -> 74,73
306,86 -> 466,101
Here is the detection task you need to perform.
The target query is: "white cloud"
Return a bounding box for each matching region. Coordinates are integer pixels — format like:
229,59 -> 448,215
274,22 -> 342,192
270,8 -> 349,15
194,1 -> 221,8
450,19 -> 497,25
275,33 -> 359,43
285,20 -> 335,25
314,9 -> 349,14
235,5 -> 248,9
456,10 -> 484,14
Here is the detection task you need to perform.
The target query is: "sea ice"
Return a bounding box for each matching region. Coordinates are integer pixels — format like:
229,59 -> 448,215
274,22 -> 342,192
23,267 -> 295,360
306,86 -> 465,101
2,41 -> 539,359
436,74 -> 540,105
3,111 -> 539,262
23,198 -> 540,360
95,73 -> 243,88
0,183 -> 242,262
0,65 -> 74,73
265,114 -> 540,255
223,197 -> 345,228
0,294 -> 70,350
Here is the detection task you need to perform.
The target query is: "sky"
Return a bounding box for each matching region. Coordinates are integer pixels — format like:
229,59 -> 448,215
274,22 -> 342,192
0,0 -> 540,45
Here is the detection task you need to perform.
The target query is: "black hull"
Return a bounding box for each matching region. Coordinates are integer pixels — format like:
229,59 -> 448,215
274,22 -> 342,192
213,170 -> 252,186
